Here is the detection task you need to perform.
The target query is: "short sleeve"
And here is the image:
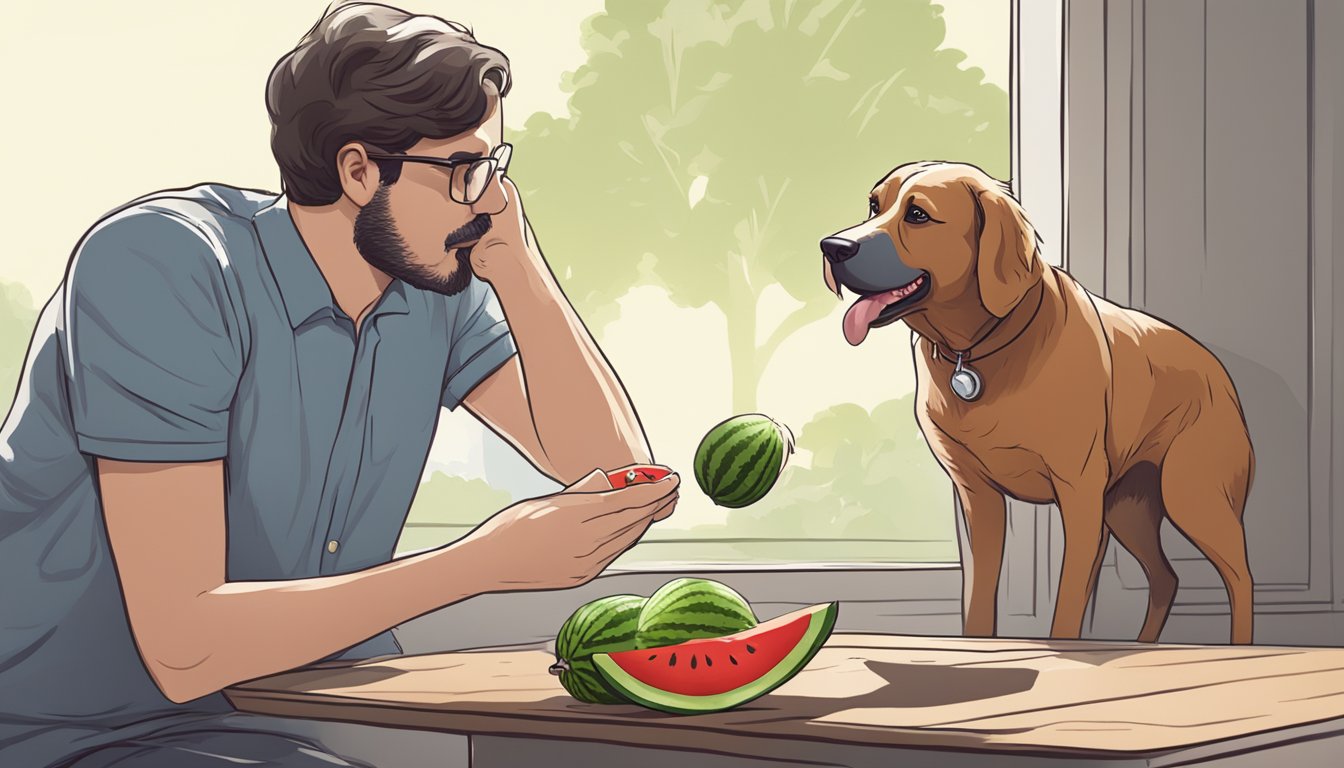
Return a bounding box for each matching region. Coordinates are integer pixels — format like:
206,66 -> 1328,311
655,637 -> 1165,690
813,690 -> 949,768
440,277 -> 518,411
63,209 -> 243,462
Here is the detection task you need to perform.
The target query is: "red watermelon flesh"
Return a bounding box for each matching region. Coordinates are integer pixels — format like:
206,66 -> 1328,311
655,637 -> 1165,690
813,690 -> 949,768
606,465 -> 672,489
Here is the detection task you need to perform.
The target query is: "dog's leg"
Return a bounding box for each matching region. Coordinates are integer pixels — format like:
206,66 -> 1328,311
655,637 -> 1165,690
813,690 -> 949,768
1082,527 -> 1112,634
1103,463 -> 1178,642
1160,421 -> 1255,644
955,478 -> 1007,637
1051,474 -> 1109,639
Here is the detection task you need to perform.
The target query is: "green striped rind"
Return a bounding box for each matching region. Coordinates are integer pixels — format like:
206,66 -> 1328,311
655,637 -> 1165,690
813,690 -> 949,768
554,594 -> 646,704
593,601 -> 840,715
634,578 -> 757,650
692,418 -> 759,495
557,594 -> 642,657
693,414 -> 792,508
718,434 -> 783,508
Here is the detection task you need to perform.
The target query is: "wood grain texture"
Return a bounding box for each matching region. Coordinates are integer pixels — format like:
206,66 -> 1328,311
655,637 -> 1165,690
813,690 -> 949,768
224,634 -> 1344,758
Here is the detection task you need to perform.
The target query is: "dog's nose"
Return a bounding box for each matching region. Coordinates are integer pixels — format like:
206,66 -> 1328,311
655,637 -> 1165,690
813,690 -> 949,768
820,236 -> 860,263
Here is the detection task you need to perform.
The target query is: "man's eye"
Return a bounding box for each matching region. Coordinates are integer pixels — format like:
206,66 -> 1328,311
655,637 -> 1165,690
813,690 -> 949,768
869,199 -> 880,217
905,205 -> 930,224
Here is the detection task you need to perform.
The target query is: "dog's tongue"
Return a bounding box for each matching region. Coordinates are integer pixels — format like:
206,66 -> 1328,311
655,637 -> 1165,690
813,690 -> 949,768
843,295 -> 890,346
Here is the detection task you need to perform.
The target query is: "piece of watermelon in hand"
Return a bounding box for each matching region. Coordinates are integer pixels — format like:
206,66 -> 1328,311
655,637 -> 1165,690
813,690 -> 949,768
606,465 -> 672,489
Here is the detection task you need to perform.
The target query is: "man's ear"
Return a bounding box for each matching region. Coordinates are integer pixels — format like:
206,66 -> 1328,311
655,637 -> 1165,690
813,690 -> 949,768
336,142 -> 381,206
975,182 -> 1042,317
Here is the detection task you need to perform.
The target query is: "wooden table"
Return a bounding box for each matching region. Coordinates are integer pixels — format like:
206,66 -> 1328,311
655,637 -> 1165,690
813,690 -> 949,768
225,634 -> 1344,767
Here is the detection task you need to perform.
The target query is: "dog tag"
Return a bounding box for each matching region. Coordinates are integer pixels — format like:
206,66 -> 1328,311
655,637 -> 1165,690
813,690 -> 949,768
950,353 -> 983,401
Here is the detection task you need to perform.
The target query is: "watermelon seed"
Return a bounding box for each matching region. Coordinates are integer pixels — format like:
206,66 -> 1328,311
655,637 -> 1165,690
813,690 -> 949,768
647,654 -> 657,661
669,653 -> 677,667
747,644 -> 756,654
705,655 -> 713,667
691,655 -> 698,669
729,655 -> 739,665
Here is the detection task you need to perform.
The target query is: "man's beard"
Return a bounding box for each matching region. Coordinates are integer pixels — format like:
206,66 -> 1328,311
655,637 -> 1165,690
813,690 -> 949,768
352,185 -> 490,297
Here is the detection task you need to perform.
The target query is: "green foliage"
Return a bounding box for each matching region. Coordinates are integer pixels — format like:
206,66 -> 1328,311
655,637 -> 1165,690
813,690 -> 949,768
512,0 -> 1008,410
685,394 -> 957,545
0,281 -> 38,419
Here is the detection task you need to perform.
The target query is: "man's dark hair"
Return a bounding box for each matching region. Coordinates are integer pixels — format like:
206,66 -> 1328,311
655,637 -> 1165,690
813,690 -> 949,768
266,1 -> 511,205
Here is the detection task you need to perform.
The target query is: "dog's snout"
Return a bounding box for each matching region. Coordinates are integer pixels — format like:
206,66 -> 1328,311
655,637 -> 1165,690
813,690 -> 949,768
821,236 -> 860,263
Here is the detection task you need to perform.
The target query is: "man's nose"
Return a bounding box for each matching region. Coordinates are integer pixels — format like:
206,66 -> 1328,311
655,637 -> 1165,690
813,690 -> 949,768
820,236 -> 860,263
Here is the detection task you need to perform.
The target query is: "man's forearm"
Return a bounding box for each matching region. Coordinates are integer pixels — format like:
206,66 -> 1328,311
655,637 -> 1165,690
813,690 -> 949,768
153,537 -> 493,703
493,258 -> 653,481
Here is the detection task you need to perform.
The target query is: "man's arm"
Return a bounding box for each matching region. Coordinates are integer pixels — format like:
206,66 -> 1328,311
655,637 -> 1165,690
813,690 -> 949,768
99,458 -> 679,704
97,458 -> 496,704
460,180 -> 653,485
463,354 -> 650,485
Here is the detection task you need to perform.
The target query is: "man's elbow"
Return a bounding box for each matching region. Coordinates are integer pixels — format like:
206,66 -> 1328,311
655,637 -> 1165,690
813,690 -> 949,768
150,663 -> 221,704
159,680 -> 210,705
141,640 -> 221,704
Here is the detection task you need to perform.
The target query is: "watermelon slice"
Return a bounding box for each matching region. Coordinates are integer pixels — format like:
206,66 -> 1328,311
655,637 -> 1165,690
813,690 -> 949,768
606,465 -> 671,489
591,601 -> 838,714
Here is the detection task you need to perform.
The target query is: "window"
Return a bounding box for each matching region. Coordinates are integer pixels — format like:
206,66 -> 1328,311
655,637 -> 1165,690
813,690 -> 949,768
397,0 -> 1012,569
0,1 -> 1019,584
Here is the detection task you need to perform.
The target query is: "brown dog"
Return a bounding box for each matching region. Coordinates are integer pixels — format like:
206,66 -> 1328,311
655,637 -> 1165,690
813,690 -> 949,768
819,161 -> 1255,644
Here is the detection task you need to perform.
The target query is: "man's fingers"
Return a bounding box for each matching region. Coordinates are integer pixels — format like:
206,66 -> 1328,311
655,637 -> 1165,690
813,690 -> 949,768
651,494 -> 678,522
574,495 -> 678,579
582,473 -> 681,518
590,496 -> 677,551
589,539 -> 634,576
585,517 -> 656,573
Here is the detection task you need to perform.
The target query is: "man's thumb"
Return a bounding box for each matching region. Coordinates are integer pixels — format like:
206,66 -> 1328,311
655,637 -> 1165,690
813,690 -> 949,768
565,468 -> 612,494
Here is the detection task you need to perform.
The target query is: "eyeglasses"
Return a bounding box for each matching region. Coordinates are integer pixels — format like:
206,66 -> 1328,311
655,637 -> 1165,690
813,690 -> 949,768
367,142 -> 513,205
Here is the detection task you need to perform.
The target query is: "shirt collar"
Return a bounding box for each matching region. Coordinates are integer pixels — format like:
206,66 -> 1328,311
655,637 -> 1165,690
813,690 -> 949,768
252,194 -> 410,329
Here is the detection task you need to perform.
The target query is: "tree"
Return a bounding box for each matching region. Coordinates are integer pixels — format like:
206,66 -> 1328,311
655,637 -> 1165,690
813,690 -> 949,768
511,0 -> 1007,412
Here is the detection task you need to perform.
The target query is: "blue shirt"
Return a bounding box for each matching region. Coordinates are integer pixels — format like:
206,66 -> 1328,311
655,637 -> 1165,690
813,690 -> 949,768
0,184 -> 518,766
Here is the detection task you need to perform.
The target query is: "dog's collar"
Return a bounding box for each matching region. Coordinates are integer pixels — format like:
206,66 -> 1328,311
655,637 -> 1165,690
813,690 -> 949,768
928,280 -> 1047,364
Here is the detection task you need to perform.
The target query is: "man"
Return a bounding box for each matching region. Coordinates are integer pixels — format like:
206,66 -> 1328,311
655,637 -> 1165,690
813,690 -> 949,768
0,3 -> 679,766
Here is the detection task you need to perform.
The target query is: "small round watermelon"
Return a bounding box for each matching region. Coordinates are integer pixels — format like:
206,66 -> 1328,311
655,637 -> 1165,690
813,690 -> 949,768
694,414 -> 795,508
551,594 -> 646,704
634,578 -> 757,650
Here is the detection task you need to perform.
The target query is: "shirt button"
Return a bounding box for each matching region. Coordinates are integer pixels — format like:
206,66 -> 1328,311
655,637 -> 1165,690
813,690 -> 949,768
327,540 -> 339,554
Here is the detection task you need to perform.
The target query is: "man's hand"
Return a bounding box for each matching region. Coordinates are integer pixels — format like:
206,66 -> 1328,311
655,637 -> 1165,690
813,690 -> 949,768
467,176 -> 542,289
464,464 -> 680,591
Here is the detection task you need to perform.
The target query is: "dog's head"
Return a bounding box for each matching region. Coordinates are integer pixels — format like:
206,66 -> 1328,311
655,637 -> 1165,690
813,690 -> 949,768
820,161 -> 1043,346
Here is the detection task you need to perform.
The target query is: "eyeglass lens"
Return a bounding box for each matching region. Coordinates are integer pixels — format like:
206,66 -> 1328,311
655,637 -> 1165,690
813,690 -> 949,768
452,144 -> 512,204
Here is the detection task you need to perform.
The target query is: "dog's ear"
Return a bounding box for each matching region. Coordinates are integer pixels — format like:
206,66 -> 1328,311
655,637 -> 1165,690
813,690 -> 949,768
822,256 -> 841,298
975,182 -> 1042,317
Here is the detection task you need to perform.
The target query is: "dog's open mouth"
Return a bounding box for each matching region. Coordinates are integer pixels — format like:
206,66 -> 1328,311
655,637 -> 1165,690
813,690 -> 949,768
843,273 -> 930,345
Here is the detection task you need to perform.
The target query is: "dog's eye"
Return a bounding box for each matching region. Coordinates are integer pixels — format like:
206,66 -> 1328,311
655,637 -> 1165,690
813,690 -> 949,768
868,198 -> 880,218
905,205 -> 930,224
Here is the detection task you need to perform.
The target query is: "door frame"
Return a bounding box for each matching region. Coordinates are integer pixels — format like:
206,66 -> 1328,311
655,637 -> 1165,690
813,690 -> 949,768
1016,0 -> 1344,641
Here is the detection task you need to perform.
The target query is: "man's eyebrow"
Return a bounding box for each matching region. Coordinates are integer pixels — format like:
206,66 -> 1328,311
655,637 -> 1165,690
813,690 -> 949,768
446,150 -> 484,161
